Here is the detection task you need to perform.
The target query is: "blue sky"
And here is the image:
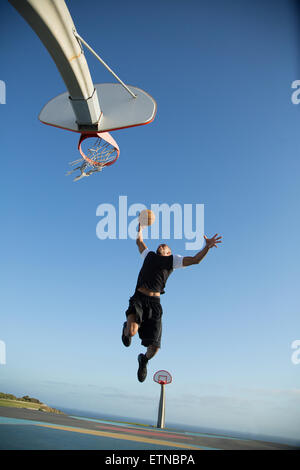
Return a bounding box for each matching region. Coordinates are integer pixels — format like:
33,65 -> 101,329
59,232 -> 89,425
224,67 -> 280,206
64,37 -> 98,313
1,0 -> 300,442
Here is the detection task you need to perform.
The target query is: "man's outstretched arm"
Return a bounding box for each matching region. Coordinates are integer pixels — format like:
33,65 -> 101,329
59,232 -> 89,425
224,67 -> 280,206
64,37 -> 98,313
136,223 -> 148,254
183,234 -> 222,267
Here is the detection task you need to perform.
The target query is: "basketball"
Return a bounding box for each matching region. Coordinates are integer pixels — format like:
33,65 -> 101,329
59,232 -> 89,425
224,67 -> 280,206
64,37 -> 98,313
139,209 -> 155,227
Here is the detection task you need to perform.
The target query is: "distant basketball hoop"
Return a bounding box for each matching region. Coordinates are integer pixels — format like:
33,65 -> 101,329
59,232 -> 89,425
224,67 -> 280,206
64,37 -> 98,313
153,370 -> 172,429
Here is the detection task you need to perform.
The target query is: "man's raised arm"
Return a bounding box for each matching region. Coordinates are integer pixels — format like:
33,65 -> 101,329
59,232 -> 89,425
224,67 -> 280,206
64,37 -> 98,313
183,234 -> 222,267
136,223 -> 148,254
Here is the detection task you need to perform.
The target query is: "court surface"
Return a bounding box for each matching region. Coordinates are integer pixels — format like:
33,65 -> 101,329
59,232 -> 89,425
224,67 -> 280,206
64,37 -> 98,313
0,406 -> 298,450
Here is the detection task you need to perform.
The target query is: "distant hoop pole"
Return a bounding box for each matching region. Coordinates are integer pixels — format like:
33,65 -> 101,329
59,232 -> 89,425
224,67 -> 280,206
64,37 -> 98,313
157,383 -> 166,429
73,31 -> 137,99
153,370 -> 172,429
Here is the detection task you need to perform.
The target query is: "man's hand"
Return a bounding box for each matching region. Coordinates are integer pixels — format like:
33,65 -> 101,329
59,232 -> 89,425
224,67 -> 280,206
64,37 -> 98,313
204,233 -> 222,249
183,233 -> 222,267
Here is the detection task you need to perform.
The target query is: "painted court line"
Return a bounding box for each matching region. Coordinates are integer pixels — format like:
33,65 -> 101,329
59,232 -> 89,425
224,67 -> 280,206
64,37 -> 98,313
81,422 -> 193,440
71,416 -> 195,437
36,423 -> 207,449
0,416 -> 220,450
183,431 -> 251,441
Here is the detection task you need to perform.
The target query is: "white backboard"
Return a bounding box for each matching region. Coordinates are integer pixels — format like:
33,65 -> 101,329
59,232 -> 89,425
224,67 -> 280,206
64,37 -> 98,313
39,83 -> 157,133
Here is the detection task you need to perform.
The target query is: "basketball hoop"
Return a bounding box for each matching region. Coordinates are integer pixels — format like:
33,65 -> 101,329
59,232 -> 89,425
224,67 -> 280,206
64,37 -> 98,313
153,370 -> 172,385
153,370 -> 172,429
66,131 -> 120,181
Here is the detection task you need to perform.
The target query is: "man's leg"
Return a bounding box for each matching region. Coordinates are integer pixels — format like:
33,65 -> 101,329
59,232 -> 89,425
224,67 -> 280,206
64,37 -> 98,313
138,344 -> 160,383
125,313 -> 139,337
145,344 -> 159,360
137,300 -> 162,382
122,313 -> 139,347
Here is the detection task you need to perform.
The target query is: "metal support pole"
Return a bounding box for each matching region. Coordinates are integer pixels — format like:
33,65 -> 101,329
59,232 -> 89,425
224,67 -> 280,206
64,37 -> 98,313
157,383 -> 165,429
73,31 -> 137,99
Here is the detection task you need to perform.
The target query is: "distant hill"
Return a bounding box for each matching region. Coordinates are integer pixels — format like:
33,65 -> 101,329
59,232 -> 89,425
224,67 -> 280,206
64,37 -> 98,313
0,392 -> 64,414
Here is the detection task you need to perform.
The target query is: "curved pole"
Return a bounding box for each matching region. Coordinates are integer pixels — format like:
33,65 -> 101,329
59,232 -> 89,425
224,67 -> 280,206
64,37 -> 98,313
9,0 -> 101,127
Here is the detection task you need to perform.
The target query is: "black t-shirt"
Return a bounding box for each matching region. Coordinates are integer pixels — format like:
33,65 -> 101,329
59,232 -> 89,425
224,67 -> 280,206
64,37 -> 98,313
135,251 -> 174,295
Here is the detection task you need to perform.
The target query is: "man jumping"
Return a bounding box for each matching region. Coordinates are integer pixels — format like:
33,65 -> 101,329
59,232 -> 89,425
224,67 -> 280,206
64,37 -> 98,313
122,224 -> 222,383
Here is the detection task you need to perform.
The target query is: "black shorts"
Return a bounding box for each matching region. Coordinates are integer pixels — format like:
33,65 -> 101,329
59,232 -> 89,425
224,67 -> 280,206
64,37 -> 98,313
125,291 -> 163,348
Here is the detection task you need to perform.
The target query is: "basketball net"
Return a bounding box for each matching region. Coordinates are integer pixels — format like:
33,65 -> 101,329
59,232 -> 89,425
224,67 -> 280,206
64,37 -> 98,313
66,132 -> 120,182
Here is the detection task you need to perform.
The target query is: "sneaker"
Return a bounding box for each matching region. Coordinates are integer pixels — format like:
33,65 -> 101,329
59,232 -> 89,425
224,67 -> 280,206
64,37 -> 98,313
122,322 -> 131,347
137,353 -> 148,382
